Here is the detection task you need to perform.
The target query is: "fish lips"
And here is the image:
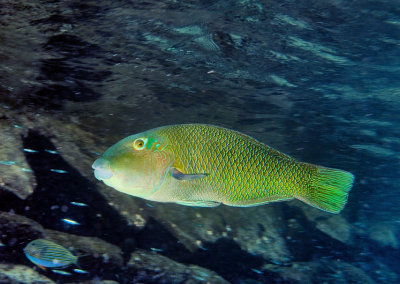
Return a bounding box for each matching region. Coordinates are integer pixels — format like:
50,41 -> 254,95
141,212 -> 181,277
92,158 -> 113,180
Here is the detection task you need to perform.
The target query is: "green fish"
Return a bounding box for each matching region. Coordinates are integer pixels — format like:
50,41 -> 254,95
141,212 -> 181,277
92,124 -> 354,213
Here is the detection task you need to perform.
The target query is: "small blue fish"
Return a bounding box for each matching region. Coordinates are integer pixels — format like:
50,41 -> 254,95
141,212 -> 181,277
19,167 -> 33,172
50,169 -> 68,174
73,268 -> 89,274
70,202 -> 88,207
145,203 -> 155,208
150,247 -> 164,252
45,149 -> 59,154
52,269 -> 72,275
13,124 -> 24,129
23,148 -> 38,153
0,161 -> 16,165
251,268 -> 263,274
24,239 -> 78,269
62,218 -> 81,226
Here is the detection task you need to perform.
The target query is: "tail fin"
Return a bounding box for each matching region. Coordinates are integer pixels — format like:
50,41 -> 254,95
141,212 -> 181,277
300,166 -> 354,214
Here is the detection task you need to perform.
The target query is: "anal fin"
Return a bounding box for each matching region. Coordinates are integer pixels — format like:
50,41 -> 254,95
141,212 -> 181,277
226,196 -> 293,207
176,200 -> 220,207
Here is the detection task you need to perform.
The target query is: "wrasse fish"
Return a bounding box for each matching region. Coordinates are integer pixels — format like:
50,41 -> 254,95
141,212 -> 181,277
24,239 -> 78,269
92,124 -> 354,213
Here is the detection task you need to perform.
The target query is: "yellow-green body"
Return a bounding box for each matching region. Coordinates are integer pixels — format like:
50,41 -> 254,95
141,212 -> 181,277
93,124 -> 354,213
152,124 -> 306,206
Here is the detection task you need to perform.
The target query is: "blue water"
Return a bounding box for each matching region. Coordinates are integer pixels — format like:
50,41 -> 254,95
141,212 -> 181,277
0,0 -> 399,283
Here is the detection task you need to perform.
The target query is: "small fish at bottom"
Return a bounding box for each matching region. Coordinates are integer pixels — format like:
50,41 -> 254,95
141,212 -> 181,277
52,269 -> 72,276
251,268 -> 263,274
73,268 -> 89,274
62,218 -> 81,226
150,247 -> 164,252
23,148 -> 38,153
50,169 -> 68,174
70,201 -> 88,207
0,161 -> 16,166
24,239 -> 78,269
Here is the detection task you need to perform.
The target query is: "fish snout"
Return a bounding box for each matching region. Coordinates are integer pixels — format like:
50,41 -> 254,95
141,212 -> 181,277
92,158 -> 113,180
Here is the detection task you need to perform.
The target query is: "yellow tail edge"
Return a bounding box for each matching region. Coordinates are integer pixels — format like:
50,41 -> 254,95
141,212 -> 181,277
299,166 -> 355,214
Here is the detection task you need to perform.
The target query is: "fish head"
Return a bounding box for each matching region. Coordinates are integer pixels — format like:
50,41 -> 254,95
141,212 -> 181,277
92,131 -> 174,198
24,239 -> 45,258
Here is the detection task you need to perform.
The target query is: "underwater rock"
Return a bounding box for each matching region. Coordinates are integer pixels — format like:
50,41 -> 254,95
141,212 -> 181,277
314,215 -> 352,244
0,212 -> 44,256
66,281 -> 118,284
151,203 -> 290,263
294,202 -> 354,244
0,118 -> 36,199
128,249 -> 229,283
368,223 -> 399,249
0,263 -> 54,284
268,260 -> 375,284
44,230 -> 123,267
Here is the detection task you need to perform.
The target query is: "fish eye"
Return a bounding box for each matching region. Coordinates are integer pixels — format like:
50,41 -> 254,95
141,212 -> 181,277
133,138 -> 147,150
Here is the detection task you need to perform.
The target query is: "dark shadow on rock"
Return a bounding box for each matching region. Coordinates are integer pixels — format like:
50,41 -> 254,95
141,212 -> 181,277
135,217 -> 192,260
19,130 -> 137,248
182,238 -> 283,284
0,190 -> 23,215
281,203 -> 353,262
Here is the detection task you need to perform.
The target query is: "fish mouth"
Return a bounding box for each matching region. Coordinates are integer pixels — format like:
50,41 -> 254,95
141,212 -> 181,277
92,158 -> 113,180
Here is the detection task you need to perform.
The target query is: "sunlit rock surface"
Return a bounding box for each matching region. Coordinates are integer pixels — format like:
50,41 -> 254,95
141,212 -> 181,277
0,264 -> 54,284
268,260 -> 377,284
295,202 -> 355,244
150,204 -> 290,263
368,223 -> 399,250
0,115 -> 36,199
128,249 -> 229,283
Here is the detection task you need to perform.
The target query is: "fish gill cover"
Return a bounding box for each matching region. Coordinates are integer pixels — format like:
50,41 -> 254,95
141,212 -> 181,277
0,0 -> 399,283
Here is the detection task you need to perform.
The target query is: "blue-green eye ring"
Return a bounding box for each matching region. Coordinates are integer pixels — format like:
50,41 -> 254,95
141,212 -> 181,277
133,138 -> 147,150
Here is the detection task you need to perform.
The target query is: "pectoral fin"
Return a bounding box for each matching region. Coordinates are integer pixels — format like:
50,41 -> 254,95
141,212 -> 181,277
176,200 -> 220,207
171,168 -> 208,180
